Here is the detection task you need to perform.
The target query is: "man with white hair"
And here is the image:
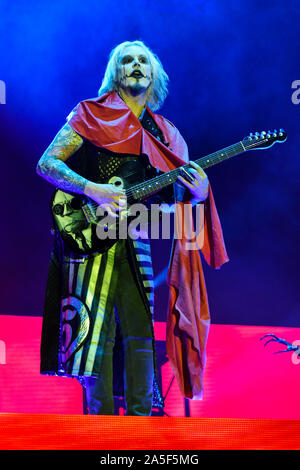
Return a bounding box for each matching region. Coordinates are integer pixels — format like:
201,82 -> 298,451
37,40 -> 228,416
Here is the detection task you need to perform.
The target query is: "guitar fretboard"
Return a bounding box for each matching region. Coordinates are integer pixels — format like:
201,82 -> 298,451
126,141 -> 246,202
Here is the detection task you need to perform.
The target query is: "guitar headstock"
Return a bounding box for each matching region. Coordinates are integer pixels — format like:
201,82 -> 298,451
242,129 -> 287,150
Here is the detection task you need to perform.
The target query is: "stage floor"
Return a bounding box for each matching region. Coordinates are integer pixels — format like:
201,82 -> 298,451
1,317 -> 300,450
0,413 -> 299,450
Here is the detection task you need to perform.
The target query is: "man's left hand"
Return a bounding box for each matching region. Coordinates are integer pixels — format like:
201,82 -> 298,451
177,161 -> 209,203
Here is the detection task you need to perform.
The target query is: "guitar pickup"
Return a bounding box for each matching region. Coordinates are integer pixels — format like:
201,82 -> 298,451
82,204 -> 97,223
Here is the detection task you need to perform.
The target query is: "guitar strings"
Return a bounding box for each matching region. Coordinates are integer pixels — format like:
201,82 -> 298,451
87,136 -> 270,209
124,138 -> 264,197
122,140 -> 250,199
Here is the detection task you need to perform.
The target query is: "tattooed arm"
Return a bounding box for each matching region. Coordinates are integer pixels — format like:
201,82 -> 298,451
36,122 -> 126,216
36,122 -> 88,193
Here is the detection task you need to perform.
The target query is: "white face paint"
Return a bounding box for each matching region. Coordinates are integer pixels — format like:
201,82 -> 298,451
118,45 -> 152,96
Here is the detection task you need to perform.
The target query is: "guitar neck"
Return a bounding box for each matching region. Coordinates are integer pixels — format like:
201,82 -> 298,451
129,140 -> 246,201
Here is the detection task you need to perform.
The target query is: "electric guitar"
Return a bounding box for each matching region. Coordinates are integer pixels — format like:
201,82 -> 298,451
51,129 -> 287,255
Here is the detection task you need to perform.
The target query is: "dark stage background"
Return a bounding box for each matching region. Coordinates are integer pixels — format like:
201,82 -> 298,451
0,0 -> 299,328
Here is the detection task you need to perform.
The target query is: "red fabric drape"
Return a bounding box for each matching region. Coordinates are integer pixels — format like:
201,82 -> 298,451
67,91 -> 229,399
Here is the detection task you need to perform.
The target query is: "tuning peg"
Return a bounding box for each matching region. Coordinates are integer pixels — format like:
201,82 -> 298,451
261,131 -> 267,139
255,132 -> 259,139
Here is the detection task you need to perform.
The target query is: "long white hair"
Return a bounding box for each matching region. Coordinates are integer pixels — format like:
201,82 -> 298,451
98,40 -> 169,111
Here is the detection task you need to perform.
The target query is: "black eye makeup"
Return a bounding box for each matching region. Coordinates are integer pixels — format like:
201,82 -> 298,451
120,55 -> 149,65
120,56 -> 131,64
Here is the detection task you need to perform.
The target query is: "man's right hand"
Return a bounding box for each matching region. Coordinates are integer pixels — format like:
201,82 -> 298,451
85,181 -> 127,218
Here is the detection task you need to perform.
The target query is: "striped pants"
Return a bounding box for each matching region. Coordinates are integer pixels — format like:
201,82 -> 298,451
84,239 -> 154,415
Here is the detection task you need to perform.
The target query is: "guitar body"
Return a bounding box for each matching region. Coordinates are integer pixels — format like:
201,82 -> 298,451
51,158 -> 156,255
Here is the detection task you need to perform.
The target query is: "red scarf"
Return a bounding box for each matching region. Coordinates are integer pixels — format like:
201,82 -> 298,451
68,91 -> 229,399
